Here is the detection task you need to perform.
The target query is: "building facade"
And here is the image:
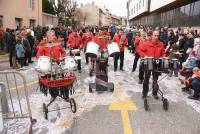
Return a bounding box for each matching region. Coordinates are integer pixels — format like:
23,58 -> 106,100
76,2 -> 123,27
0,0 -> 42,29
127,0 -> 200,27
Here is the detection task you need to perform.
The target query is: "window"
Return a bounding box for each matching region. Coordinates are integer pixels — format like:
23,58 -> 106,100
28,0 -> 34,10
30,19 -> 36,27
139,0 -> 141,9
0,16 -> 3,26
15,18 -> 23,30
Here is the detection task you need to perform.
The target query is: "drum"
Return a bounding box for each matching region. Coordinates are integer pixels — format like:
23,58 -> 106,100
107,42 -> 120,56
35,56 -> 51,73
162,57 -> 171,70
74,56 -> 82,61
154,58 -> 162,71
86,41 -> 100,56
62,57 -> 77,71
101,50 -> 109,59
71,49 -> 80,55
170,59 -> 179,70
141,57 -> 154,71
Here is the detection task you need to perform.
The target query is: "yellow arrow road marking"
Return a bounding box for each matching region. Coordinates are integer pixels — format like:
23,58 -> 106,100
109,82 -> 138,134
7,80 -> 38,91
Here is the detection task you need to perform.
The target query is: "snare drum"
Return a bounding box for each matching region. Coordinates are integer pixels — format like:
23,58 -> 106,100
141,57 -> 154,71
35,56 -> 51,73
101,50 -> 109,59
107,42 -> 120,56
154,58 -> 162,71
62,57 -> 77,71
170,59 -> 180,70
162,57 -> 170,70
71,49 -> 80,55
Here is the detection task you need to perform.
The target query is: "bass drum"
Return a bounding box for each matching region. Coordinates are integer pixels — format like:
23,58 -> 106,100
107,42 -> 120,57
35,56 -> 51,73
86,41 -> 100,56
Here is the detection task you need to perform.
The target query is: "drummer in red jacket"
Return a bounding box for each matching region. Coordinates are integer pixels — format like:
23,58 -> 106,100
36,30 -> 66,61
82,27 -> 94,64
137,30 -> 165,99
67,29 -> 83,72
113,28 -> 128,71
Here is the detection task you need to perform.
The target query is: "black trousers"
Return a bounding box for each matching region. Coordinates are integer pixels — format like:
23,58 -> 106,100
9,51 -> 14,67
18,57 -> 25,67
143,71 -> 160,98
114,52 -> 124,70
132,53 -> 140,71
139,64 -> 144,81
24,51 -> 32,64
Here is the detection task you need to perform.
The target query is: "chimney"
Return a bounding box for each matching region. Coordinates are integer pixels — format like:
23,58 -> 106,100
81,3 -> 83,7
92,1 -> 95,5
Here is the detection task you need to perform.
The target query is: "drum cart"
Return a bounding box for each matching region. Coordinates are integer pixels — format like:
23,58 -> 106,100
89,53 -> 114,93
140,57 -> 179,111
143,73 -> 169,111
37,57 -> 77,120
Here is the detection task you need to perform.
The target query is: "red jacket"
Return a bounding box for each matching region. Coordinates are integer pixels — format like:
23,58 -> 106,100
112,34 -> 128,52
93,32 -> 110,50
36,45 -> 66,60
67,32 -> 82,48
82,32 -> 94,47
137,40 -> 165,58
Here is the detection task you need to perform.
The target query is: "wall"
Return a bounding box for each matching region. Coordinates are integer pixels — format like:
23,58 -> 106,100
150,0 -> 176,12
129,0 -> 149,20
42,13 -> 58,27
0,0 -> 42,29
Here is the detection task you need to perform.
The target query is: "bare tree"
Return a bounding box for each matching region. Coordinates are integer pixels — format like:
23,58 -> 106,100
64,0 -> 77,19
49,0 -> 78,24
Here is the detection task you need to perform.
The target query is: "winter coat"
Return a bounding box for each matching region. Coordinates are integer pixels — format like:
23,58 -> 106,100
93,32 -> 110,50
82,32 -> 94,47
137,40 -> 165,58
16,43 -> 25,58
67,32 -> 82,48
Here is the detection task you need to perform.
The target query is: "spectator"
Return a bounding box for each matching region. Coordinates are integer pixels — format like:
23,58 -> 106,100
16,37 -> 25,68
0,25 -> 4,51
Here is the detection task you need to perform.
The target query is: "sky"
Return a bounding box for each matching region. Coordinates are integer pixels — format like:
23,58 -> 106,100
76,0 -> 127,17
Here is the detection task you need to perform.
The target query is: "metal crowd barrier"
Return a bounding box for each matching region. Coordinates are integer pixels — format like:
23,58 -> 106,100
0,71 -> 36,134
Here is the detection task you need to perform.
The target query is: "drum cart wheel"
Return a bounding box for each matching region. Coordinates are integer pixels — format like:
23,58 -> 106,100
69,98 -> 77,113
162,98 -> 169,111
144,98 -> 149,111
43,103 -> 48,120
110,83 -> 114,92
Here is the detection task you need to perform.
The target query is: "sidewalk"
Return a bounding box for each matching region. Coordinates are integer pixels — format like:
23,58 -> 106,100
0,53 -> 9,63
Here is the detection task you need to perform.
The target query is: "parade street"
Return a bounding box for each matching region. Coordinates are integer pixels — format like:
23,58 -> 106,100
1,50 -> 200,134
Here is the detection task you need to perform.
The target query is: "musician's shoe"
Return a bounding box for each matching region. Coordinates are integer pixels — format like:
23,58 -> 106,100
78,70 -> 82,73
182,87 -> 191,94
132,69 -> 135,72
188,95 -> 199,100
120,68 -> 124,71
138,80 -> 143,84
114,68 -> 117,72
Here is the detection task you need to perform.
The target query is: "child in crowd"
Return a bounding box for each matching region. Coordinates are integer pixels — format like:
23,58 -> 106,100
16,37 -> 25,68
